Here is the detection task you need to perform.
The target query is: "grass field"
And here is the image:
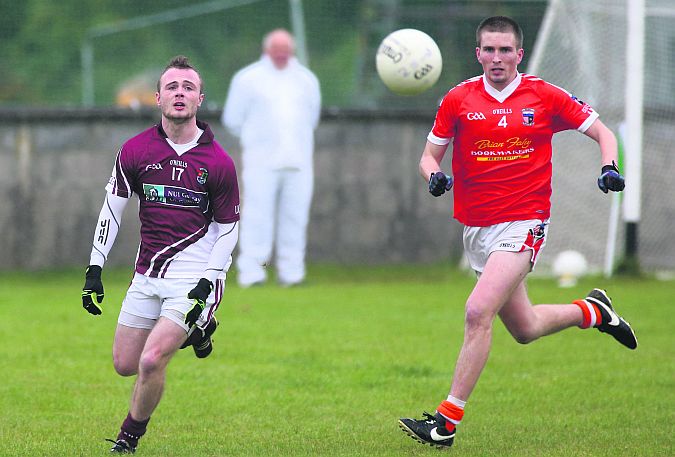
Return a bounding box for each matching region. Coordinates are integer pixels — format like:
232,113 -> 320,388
0,264 -> 672,456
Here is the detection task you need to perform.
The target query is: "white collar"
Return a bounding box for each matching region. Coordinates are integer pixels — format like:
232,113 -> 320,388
482,72 -> 522,103
166,128 -> 203,156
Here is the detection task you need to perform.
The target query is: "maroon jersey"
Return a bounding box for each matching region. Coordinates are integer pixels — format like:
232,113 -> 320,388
429,73 -> 598,227
106,120 -> 240,278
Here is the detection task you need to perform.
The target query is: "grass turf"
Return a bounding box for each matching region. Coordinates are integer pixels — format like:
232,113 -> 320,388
0,264 -> 672,456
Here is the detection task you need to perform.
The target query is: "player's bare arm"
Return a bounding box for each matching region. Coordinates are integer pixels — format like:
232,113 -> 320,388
420,140 -> 454,197
583,118 -> 619,167
583,119 -> 625,193
419,140 -> 449,180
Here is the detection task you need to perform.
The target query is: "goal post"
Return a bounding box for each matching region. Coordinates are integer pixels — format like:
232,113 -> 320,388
619,0 -> 645,274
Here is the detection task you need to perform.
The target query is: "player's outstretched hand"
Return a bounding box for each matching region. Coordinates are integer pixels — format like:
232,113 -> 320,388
82,265 -> 104,315
597,161 -> 625,193
185,278 -> 213,328
429,171 -> 454,197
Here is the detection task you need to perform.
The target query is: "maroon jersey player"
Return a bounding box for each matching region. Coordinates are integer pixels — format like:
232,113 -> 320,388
81,56 -> 239,454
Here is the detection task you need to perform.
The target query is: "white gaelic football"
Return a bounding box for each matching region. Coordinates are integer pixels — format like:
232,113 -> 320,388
376,28 -> 442,96
552,250 -> 589,288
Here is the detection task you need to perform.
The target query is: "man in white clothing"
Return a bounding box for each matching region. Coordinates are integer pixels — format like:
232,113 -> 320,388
222,28 -> 321,287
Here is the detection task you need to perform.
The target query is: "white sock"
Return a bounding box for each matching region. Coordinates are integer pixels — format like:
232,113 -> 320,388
446,395 -> 466,409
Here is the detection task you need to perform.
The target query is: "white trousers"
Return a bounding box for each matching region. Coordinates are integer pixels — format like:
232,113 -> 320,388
236,166 -> 313,286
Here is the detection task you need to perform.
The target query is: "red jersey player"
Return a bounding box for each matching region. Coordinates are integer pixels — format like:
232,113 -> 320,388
399,16 -> 636,450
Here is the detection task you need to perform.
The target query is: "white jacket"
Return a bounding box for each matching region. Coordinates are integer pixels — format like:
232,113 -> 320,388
222,55 -> 321,170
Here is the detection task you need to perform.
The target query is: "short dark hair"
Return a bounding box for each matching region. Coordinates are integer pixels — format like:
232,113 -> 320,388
476,16 -> 523,49
157,55 -> 203,93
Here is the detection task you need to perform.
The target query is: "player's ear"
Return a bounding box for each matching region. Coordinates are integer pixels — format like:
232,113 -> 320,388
517,48 -> 524,64
155,92 -> 161,106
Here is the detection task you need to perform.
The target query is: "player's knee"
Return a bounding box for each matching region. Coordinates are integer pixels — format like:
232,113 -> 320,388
138,347 -> 168,375
113,356 -> 138,377
464,300 -> 495,331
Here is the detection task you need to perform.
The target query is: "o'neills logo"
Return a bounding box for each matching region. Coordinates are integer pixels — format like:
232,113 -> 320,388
378,43 -> 402,63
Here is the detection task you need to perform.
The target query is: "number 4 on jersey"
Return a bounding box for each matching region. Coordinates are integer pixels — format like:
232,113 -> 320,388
498,115 -> 508,128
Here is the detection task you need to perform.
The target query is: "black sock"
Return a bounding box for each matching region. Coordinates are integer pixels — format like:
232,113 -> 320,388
117,412 -> 150,447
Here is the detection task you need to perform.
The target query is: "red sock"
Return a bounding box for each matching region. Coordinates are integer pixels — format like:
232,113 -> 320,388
437,400 -> 464,432
573,299 -> 602,329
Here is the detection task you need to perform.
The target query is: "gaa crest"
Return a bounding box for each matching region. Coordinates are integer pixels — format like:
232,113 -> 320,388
522,108 -> 535,126
197,167 -> 209,185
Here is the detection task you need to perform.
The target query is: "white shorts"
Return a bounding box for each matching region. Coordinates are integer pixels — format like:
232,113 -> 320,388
118,273 -> 225,332
463,219 -> 549,273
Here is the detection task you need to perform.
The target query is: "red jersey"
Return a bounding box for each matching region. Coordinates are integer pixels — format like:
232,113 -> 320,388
429,73 -> 598,226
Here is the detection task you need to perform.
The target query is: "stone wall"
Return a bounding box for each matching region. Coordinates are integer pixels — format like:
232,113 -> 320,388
2,107 -> 672,272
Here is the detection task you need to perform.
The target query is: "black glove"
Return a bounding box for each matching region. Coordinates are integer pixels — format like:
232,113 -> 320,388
185,278 -> 213,328
428,171 -> 454,197
597,161 -> 625,193
82,265 -> 104,315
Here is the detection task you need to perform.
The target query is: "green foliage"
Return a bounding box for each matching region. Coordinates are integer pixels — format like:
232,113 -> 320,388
0,0 -> 362,107
0,0 -> 547,108
0,264 -> 673,456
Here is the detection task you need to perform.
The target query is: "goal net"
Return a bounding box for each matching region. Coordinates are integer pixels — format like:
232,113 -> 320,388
527,0 -> 675,273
